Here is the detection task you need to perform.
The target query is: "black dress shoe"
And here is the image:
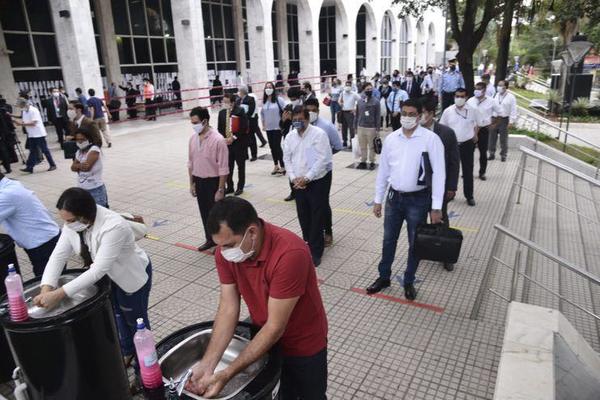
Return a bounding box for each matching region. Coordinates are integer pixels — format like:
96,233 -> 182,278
501,157 -> 506,162
356,162 -> 367,170
197,241 -> 216,252
488,154 -> 495,160
234,189 -> 243,196
369,162 -> 376,170
443,263 -> 455,272
225,187 -> 234,195
284,194 -> 295,202
467,198 -> 476,206
20,168 -> 33,173
312,257 -> 321,267
404,283 -> 417,300
260,142 -> 267,148
48,166 -> 57,171
366,278 -> 391,295
479,174 -> 487,181
250,157 -> 257,162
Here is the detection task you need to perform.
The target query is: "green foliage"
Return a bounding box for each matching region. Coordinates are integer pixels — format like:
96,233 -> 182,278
546,89 -> 562,104
571,97 -> 590,116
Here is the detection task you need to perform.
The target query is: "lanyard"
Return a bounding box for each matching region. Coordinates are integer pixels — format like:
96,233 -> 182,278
454,107 -> 468,120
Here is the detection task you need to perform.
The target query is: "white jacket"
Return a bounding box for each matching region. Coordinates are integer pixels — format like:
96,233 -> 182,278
42,206 -> 150,297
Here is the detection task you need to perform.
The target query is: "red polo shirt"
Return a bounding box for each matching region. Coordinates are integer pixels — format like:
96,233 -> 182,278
215,221 -> 328,357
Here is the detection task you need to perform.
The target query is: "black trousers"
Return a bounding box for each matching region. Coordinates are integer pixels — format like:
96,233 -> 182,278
477,126 -> 490,176
248,118 -> 266,158
194,176 -> 219,244
441,91 -> 455,111
390,114 -> 401,131
52,117 -> 68,145
295,175 -> 328,260
280,347 -> 327,400
459,140 -> 475,200
340,111 -> 355,145
323,171 -> 333,235
441,195 -> 450,228
266,130 -> 284,167
24,234 -> 60,277
0,141 -> 12,172
227,145 -> 246,191
145,98 -> 156,119
126,102 -> 137,118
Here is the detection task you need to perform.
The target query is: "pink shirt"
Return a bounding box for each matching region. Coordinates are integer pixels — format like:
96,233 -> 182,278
188,127 -> 230,178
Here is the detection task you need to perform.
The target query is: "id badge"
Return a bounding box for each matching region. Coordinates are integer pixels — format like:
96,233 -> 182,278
365,110 -> 370,117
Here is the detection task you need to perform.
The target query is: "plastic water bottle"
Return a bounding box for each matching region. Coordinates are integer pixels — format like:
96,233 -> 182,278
133,318 -> 163,389
4,264 -> 28,322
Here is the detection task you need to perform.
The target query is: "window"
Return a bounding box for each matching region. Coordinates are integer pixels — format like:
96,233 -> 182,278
33,35 -> 60,67
380,13 -> 392,74
287,3 -> 299,73
4,33 -> 34,67
203,0 -> 239,75
399,18 -> 409,73
0,0 -> 27,31
319,6 -> 336,74
356,6 -> 367,75
272,6 -> 279,70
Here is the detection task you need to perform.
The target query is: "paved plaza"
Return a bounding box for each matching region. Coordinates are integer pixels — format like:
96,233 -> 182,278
2,108 -> 528,399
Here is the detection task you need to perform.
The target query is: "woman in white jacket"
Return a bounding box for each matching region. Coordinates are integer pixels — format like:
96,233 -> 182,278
34,187 -> 152,370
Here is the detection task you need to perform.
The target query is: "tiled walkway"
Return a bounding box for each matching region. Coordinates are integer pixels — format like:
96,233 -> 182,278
2,110 -> 529,399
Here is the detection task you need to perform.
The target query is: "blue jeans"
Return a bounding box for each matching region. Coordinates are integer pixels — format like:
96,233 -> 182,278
87,184 -> 109,208
111,261 -> 152,357
25,137 -> 56,170
377,189 -> 431,284
329,101 -> 340,124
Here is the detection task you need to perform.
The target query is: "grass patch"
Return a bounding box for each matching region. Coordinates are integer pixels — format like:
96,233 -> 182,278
509,127 -> 600,166
511,88 -> 541,101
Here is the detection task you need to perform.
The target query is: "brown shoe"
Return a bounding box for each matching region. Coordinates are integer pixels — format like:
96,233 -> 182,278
324,233 -> 333,247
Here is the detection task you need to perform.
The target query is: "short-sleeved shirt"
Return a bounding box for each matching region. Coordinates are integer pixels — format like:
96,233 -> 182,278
87,96 -> 105,120
216,221 -> 328,357
439,104 -> 478,143
22,106 -> 47,138
76,145 -> 103,190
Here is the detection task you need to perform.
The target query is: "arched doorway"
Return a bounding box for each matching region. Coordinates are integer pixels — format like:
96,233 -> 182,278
399,17 -> 410,72
380,12 -> 393,74
415,20 -> 425,68
355,3 -> 376,76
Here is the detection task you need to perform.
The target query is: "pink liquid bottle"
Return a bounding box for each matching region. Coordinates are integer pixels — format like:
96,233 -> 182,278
133,318 -> 163,389
4,264 -> 28,322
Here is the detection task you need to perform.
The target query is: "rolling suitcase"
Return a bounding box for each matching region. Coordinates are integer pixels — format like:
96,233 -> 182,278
414,223 -> 463,264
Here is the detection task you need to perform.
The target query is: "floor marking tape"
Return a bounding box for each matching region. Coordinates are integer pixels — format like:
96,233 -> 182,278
350,287 -> 445,314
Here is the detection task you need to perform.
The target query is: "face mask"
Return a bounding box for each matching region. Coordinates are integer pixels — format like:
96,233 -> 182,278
454,97 -> 466,107
76,140 -> 90,150
498,86 -> 506,94
292,120 -> 305,131
67,109 -> 77,119
344,86 -> 351,92
66,221 -> 88,232
309,112 -> 318,124
365,90 -> 373,97
265,88 -> 274,96
474,90 -> 483,98
221,229 -> 255,263
401,116 -> 418,130
192,123 -> 204,135
52,92 -> 59,97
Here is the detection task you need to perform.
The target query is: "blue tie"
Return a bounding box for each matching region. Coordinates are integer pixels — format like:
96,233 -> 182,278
392,91 -> 397,112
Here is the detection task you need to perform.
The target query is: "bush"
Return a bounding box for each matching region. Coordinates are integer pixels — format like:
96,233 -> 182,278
546,89 -> 562,115
588,106 -> 600,117
571,97 -> 590,116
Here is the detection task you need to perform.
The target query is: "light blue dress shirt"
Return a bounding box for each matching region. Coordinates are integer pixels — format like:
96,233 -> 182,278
313,116 -> 342,171
386,89 -> 409,113
441,71 -> 466,93
0,178 -> 60,249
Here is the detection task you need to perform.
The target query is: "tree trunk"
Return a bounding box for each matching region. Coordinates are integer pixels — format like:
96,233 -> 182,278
456,49 -> 475,94
495,0 -> 519,84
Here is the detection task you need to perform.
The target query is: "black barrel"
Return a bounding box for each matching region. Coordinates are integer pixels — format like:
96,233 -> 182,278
0,234 -> 20,383
156,322 -> 281,400
0,270 -> 130,400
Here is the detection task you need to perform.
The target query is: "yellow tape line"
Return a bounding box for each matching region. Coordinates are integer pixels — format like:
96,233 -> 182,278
166,181 -> 189,189
145,235 -> 161,241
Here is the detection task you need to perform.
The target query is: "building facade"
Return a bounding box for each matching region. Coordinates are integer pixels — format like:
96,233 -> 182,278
0,0 -> 446,110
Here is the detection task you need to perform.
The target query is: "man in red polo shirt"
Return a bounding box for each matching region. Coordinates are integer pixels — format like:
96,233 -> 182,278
186,197 -> 328,399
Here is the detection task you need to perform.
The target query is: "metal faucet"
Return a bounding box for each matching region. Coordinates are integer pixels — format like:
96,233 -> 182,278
166,368 -> 193,399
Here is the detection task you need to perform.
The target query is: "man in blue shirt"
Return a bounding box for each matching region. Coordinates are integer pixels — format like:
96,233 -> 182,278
75,87 -> 90,117
440,61 -> 465,111
386,81 -> 409,131
87,88 -> 112,147
304,98 -> 342,248
0,173 -> 60,276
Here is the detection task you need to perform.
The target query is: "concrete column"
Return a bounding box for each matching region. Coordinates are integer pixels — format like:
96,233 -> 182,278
246,0 -> 275,85
232,0 -> 246,77
365,18 -> 379,76
171,0 -> 209,108
275,0 -> 289,75
334,3 -> 352,78
49,0 -> 103,97
297,1 -> 320,79
0,24 -> 18,106
93,0 -> 121,87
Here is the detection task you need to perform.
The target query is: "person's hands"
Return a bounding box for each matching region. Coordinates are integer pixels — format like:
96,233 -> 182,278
199,370 -> 231,398
282,111 -> 291,121
226,137 -> 234,145
33,288 -> 65,309
190,184 -> 197,197
293,177 -> 309,190
430,210 -> 443,224
81,161 -> 90,170
214,189 -> 225,202
473,135 -> 479,144
185,359 -> 215,395
445,191 -> 456,201
373,203 -> 382,218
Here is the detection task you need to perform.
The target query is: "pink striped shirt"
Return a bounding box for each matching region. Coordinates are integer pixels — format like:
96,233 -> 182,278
188,127 -> 229,178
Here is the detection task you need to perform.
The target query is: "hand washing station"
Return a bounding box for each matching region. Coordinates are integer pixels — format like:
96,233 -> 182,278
156,321 -> 282,400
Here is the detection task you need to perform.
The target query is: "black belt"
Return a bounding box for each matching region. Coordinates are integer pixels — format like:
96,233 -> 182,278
389,187 -> 429,196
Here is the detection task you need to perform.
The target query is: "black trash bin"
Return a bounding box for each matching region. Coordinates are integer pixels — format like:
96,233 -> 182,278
0,234 -> 20,383
0,270 -> 130,400
156,321 -> 282,400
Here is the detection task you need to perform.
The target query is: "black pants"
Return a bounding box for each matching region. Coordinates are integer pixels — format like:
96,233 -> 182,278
25,137 -> 56,170
390,114 -> 401,131
52,117 -> 68,145
126,102 -> 137,118
441,195 -> 450,228
194,176 -> 219,244
24,234 -> 60,277
227,146 -> 246,191
459,140 -> 475,200
0,141 -> 12,172
323,171 -> 333,235
267,130 -> 284,167
280,347 -> 327,400
340,111 -> 355,145
477,126 -> 490,176
441,91 -> 455,111
248,118 -> 266,158
145,98 -> 156,119
295,175 -> 328,261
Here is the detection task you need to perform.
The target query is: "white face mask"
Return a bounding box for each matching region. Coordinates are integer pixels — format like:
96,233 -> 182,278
498,86 -> 506,94
52,92 -> 59,97
309,111 -> 318,124
67,109 -> 77,120
265,88 -> 274,96
344,86 -> 352,92
401,116 -> 418,130
192,123 -> 204,135
66,221 -> 89,232
76,140 -> 90,150
220,229 -> 255,263
474,90 -> 483,98
454,97 -> 466,107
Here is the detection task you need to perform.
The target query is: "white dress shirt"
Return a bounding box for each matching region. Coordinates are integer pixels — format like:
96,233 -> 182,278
439,104 -> 478,143
467,96 -> 495,127
340,91 -> 361,111
22,106 -> 47,138
42,206 -> 150,297
492,91 -> 518,124
282,124 -> 333,182
374,125 -> 446,209
485,83 -> 496,98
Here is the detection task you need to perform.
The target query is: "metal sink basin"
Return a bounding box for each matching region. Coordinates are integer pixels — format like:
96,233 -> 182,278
23,274 -> 98,319
159,329 -> 267,400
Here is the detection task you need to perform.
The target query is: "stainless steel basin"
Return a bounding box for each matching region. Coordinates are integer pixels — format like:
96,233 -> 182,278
159,329 -> 267,400
23,275 -> 98,319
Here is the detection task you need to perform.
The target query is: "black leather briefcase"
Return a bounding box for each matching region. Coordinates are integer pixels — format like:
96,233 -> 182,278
414,224 -> 463,264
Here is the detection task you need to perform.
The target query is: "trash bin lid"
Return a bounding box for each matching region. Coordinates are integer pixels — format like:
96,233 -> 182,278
24,274 -> 98,319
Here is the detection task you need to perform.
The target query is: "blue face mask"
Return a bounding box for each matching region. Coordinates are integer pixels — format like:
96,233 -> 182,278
292,120 -> 305,130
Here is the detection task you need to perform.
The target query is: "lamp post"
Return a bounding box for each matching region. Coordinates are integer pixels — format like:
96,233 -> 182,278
560,37 -> 593,132
551,36 -> 559,62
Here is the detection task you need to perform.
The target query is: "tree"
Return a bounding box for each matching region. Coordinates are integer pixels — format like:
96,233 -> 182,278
494,0 -> 522,83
